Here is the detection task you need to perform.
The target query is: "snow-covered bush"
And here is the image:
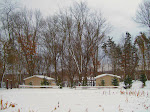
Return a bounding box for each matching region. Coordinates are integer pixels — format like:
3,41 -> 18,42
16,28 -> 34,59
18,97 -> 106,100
124,76 -> 132,89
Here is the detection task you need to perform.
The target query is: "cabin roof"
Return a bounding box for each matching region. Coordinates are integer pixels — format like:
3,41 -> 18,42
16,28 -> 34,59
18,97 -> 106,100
95,74 -> 121,79
24,75 -> 55,81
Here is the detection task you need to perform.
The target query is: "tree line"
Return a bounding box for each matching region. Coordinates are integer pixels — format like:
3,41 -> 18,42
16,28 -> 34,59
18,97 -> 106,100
102,1 -> 150,88
0,0 -> 149,87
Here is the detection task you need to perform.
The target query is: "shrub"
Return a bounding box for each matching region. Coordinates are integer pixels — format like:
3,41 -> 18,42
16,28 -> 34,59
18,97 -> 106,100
124,76 -> 132,89
140,74 -> 147,87
112,77 -> 119,86
29,82 -> 32,85
101,80 -> 105,86
82,80 -> 87,86
41,78 -> 49,85
59,85 -> 62,89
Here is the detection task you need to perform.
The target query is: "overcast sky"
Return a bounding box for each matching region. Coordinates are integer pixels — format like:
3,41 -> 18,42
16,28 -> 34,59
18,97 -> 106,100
20,0 -> 147,41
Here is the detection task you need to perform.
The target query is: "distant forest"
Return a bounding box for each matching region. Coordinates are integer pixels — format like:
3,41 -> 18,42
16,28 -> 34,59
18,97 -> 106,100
0,0 -> 150,86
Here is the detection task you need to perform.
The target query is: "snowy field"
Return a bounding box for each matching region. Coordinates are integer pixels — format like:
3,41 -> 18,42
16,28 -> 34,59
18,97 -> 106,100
0,81 -> 150,112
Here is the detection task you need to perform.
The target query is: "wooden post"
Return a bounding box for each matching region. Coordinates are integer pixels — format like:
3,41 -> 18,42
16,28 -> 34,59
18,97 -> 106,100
6,79 -> 8,89
93,80 -> 95,86
10,80 -> 12,89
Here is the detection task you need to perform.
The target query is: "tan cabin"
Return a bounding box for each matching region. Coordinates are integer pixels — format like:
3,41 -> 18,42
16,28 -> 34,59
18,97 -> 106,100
24,75 -> 56,86
95,74 -> 121,86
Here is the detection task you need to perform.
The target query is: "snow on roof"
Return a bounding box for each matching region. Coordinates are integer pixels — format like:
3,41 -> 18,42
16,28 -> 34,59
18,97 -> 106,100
24,75 -> 55,81
95,74 -> 121,79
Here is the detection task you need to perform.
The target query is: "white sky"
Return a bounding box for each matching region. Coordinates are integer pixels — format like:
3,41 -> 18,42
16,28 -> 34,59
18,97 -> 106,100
20,0 -> 147,41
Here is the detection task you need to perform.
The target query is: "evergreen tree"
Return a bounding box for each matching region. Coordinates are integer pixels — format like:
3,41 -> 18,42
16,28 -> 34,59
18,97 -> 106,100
57,76 -> 63,88
29,82 -> 32,85
41,78 -> 49,85
101,80 -> 105,86
112,77 -> 119,86
124,76 -> 132,89
121,32 -> 138,82
102,37 -> 122,75
140,73 -> 147,87
82,80 -> 86,86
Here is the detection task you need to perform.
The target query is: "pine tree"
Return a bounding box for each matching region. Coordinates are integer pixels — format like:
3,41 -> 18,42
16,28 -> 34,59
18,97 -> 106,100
121,32 -> 138,88
101,80 -> 105,86
112,77 -> 119,86
124,76 -> 132,89
29,82 -> 32,85
41,78 -> 49,85
140,73 -> 147,87
102,37 -> 122,75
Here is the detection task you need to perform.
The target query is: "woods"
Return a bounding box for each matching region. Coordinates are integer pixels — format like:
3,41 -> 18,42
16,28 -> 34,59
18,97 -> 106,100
0,0 -> 150,87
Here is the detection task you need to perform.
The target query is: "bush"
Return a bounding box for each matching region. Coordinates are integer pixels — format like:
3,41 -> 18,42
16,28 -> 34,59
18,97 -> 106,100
101,80 -> 105,86
41,78 -> 49,85
29,82 -> 32,85
112,77 -> 119,86
59,82 -> 63,89
59,85 -> 62,89
124,76 -> 132,89
140,74 -> 147,87
82,80 -> 87,86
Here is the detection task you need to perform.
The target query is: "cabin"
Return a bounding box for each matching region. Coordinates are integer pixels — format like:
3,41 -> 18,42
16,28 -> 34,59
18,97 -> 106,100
95,74 -> 121,86
24,75 -> 56,86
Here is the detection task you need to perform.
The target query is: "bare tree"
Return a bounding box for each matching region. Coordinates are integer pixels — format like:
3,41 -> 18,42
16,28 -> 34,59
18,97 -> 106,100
42,16 -> 61,85
0,39 -> 7,87
0,0 -> 20,87
13,9 -> 43,76
135,32 -> 150,78
66,2 -> 110,85
0,0 -> 111,87
135,1 -> 150,29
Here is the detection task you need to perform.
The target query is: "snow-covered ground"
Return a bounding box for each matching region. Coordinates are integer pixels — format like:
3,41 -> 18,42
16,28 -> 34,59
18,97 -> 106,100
0,81 -> 150,112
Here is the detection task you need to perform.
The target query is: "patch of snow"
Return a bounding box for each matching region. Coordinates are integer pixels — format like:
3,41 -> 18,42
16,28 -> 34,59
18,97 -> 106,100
119,80 -> 143,89
95,74 -> 121,79
120,80 -> 148,89
144,81 -> 150,89
0,81 -> 150,112
131,80 -> 143,89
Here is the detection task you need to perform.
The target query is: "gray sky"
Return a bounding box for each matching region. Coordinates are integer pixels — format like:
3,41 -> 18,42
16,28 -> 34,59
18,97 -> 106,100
20,0 -> 147,41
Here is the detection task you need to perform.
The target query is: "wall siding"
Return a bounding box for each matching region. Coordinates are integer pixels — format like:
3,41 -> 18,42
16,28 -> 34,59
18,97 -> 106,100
25,77 -> 56,86
96,76 -> 120,86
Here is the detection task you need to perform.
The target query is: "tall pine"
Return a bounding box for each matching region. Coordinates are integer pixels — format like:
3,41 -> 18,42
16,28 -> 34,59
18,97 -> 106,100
121,32 -> 139,88
102,37 -> 122,75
